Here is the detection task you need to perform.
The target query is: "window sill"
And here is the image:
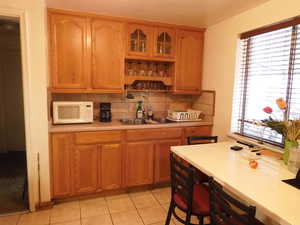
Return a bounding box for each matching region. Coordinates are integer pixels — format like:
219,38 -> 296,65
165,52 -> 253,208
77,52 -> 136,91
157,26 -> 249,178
227,133 -> 283,154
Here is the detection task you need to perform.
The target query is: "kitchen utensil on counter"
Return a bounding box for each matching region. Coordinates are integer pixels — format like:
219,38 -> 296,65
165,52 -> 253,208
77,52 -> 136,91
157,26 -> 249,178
100,102 -> 111,122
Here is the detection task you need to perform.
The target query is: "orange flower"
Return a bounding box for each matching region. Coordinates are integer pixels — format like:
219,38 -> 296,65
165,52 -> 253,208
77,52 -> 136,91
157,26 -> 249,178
276,98 -> 287,110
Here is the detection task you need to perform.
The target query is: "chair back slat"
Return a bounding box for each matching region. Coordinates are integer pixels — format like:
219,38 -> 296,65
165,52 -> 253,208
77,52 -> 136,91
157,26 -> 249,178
209,178 -> 258,225
170,153 -> 195,210
187,136 -> 218,145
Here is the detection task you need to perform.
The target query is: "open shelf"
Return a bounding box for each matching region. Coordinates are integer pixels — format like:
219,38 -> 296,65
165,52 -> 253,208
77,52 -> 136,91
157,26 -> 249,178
125,76 -> 172,86
125,55 -> 175,63
125,89 -> 170,93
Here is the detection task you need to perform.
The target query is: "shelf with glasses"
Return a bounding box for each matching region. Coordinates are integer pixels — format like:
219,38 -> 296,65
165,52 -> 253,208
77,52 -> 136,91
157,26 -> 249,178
125,76 -> 172,86
125,89 -> 169,93
125,80 -> 171,92
125,56 -> 175,62
124,59 -> 174,92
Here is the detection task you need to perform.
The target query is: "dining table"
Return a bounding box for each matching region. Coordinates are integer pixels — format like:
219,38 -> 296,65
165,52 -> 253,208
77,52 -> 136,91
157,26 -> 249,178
171,141 -> 300,225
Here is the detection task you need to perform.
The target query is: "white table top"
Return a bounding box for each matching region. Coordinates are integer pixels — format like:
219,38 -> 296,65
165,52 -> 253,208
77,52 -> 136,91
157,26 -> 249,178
171,141 -> 299,225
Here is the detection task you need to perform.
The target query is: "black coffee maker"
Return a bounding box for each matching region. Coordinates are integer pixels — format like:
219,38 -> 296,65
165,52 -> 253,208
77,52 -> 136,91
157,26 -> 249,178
100,103 -> 111,122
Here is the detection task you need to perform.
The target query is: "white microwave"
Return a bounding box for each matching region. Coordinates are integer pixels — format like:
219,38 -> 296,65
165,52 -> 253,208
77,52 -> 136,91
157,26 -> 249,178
53,101 -> 93,124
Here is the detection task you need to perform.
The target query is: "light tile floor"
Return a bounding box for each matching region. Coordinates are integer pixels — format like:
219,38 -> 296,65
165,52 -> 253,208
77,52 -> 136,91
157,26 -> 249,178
0,187 -> 204,225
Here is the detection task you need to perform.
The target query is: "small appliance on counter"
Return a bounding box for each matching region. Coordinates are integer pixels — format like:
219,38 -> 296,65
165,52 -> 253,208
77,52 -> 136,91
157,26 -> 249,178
100,102 -> 111,122
53,101 -> 93,124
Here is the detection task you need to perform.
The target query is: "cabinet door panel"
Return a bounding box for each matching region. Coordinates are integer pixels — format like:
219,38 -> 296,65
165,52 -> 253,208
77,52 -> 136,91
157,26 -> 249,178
175,30 -> 204,94
49,14 -> 89,89
91,20 -> 124,92
155,139 -> 181,183
153,27 -> 176,58
74,145 -> 98,194
126,24 -> 153,57
51,133 -> 73,198
100,144 -> 122,190
126,142 -> 154,186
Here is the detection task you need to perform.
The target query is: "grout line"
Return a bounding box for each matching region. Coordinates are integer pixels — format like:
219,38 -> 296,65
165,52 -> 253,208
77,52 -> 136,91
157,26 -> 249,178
104,195 -> 116,225
48,209 -> 51,225
79,200 -> 82,225
128,193 -> 146,225
16,214 -> 21,225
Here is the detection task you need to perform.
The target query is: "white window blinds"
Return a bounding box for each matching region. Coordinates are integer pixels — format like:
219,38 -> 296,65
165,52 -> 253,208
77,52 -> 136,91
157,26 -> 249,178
232,18 -> 300,147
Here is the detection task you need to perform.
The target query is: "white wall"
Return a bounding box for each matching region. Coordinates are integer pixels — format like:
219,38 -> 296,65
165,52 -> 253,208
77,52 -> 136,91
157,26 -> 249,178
0,0 -> 50,209
202,0 -> 300,140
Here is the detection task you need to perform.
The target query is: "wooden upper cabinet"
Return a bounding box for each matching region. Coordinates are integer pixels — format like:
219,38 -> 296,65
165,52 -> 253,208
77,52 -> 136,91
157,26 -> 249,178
99,144 -> 123,190
174,30 -> 204,94
91,19 -> 124,93
153,27 -> 176,58
51,133 -> 73,198
126,24 -> 153,57
126,141 -> 154,186
154,139 -> 181,184
73,145 -> 98,194
49,13 -> 90,89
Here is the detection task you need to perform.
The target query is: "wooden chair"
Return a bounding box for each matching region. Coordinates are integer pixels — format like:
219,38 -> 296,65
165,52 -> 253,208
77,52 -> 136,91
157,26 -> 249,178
165,153 -> 210,225
187,136 -> 218,145
208,177 -> 264,225
187,136 -> 218,183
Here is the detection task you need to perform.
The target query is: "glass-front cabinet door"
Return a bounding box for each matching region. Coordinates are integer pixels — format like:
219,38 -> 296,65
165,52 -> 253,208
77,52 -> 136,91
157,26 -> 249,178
126,24 -> 153,57
154,27 -> 176,58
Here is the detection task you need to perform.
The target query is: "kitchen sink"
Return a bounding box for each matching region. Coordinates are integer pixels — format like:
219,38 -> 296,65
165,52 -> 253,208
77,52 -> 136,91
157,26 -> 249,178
119,118 -> 172,125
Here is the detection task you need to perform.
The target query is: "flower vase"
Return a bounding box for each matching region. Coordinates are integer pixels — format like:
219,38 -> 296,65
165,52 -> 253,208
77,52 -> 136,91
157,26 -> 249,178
284,140 -> 299,165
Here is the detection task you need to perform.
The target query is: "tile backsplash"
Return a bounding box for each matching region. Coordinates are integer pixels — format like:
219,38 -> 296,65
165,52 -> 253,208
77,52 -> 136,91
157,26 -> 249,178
51,91 -> 215,121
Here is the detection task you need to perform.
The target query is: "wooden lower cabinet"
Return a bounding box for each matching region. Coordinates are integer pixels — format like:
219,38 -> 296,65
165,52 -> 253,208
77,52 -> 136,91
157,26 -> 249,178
51,133 -> 73,198
100,144 -> 122,190
74,145 -> 98,194
154,139 -> 182,183
126,141 -> 154,186
51,126 -> 212,199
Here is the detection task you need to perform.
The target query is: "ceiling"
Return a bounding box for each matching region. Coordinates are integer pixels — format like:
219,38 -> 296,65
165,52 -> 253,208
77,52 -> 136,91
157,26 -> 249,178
46,0 -> 270,27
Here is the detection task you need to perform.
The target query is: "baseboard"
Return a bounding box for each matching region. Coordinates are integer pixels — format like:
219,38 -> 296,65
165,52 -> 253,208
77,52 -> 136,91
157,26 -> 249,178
35,201 -> 54,210
52,183 -> 171,203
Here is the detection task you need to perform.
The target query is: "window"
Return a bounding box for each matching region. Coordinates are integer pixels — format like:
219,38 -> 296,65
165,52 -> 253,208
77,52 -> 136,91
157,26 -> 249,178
232,17 -> 300,147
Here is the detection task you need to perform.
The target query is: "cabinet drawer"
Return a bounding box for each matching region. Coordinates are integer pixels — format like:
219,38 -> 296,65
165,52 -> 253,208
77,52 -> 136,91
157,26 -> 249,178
75,130 -> 122,144
185,126 -> 212,137
126,128 -> 182,141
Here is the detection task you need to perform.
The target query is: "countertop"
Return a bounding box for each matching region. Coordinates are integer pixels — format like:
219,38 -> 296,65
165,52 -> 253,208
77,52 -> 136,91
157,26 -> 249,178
49,120 -> 213,133
171,141 -> 297,225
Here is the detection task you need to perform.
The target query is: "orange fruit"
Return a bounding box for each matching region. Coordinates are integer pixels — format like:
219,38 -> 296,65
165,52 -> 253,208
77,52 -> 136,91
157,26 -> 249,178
249,160 -> 258,169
